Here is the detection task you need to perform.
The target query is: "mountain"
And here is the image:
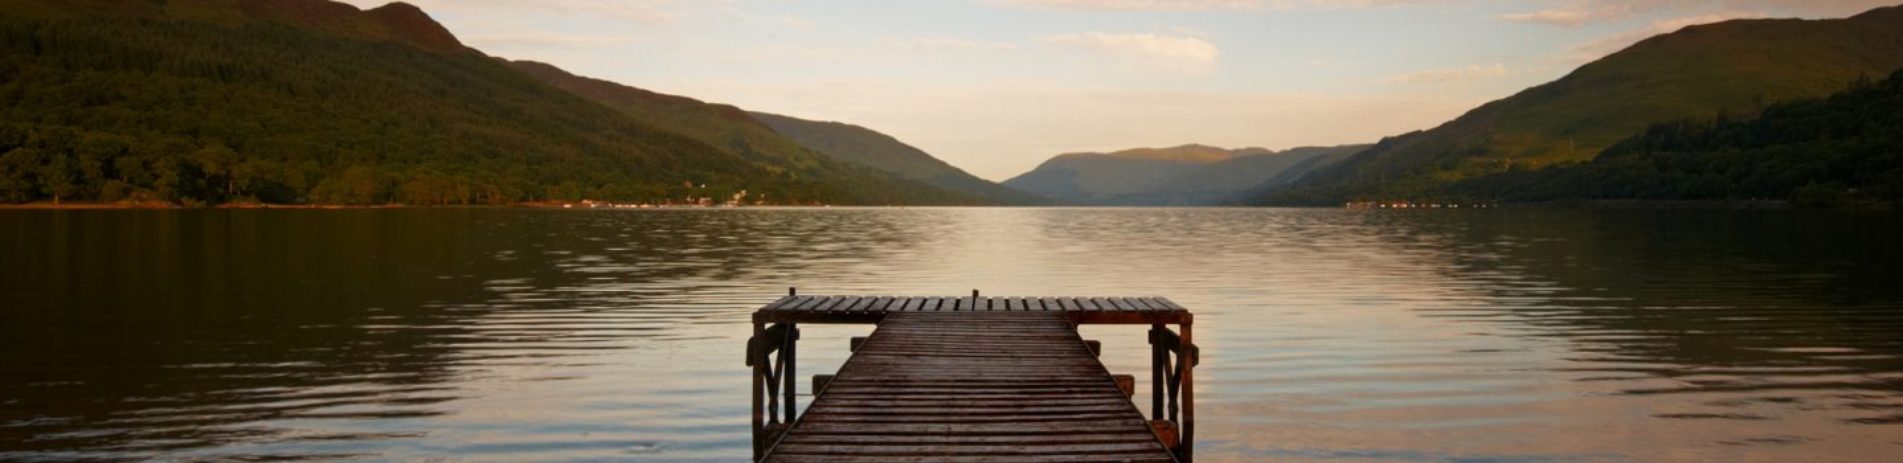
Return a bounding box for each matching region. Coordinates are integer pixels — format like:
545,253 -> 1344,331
1443,68 -> 1903,207
504,61 -> 986,205
747,112 -> 1051,205
1250,6 -> 1903,206
1003,144 -> 1364,205
0,0 -> 979,206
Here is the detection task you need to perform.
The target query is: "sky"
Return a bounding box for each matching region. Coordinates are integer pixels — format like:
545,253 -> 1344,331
339,0 -> 1895,181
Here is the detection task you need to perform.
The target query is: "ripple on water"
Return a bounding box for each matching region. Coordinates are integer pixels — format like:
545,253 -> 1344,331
1,208 -> 1901,462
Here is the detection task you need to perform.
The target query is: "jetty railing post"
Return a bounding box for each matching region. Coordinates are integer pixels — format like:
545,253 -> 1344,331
782,323 -> 797,424
749,322 -> 765,461
1181,319 -> 1195,463
1149,324 -> 1164,419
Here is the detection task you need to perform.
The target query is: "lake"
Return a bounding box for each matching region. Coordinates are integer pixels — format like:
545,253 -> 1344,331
2,207 -> 1900,462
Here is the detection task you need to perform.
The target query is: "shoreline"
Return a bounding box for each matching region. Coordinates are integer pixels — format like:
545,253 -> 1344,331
2,200 -> 1893,211
0,202 -> 821,210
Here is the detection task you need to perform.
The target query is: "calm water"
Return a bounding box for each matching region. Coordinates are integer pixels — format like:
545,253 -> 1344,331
2,208 -> 1900,462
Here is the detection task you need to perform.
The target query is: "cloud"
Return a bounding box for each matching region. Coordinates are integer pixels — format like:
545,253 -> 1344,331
1500,4 -> 1636,26
994,0 -> 1446,11
1046,32 -> 1219,63
1566,11 -> 1767,61
886,37 -> 1020,51
465,33 -> 635,50
1500,0 -> 1894,27
1385,64 -> 1507,83
996,0 -> 1265,10
355,0 -> 682,24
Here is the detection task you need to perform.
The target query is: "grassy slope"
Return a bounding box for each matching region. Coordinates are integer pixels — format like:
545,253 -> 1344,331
505,61 -> 988,205
1252,6 -> 1903,205
0,0 -> 976,205
1444,69 -> 1903,205
747,111 -> 1051,205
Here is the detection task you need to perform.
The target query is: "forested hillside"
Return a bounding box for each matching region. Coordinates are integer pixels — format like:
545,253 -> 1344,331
748,112 -> 1050,205
0,0 -> 973,205
1443,69 -> 1903,206
506,61 -> 985,205
1251,6 -> 1903,206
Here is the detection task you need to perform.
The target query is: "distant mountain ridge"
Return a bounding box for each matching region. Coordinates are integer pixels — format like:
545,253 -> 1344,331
1250,5 -> 1903,206
747,112 -> 1051,205
1003,144 -> 1365,205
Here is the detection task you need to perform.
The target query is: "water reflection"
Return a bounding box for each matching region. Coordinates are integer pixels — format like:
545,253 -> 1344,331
1,208 -> 1899,462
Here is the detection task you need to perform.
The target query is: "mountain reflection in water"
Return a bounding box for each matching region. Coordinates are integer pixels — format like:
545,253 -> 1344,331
1,208 -> 1898,462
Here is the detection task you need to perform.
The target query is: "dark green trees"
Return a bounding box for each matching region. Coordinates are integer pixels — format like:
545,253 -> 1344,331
1444,69 -> 1903,206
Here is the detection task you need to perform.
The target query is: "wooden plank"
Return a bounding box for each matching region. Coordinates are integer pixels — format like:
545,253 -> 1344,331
772,442 -> 1167,454
833,296 -> 864,313
770,454 -> 1174,463
762,311 -> 1174,462
763,295 -> 797,310
846,296 -> 876,314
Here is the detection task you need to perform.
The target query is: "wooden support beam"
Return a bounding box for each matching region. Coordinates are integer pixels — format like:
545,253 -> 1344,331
812,374 -> 833,394
1149,420 -> 1179,449
1113,374 -> 1135,397
848,336 -> 867,352
750,322 -> 766,461
1084,340 -> 1102,357
1181,321 -> 1195,463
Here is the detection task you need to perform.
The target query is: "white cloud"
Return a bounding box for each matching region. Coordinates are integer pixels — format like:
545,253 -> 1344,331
1385,64 -> 1507,83
995,0 -> 1448,11
347,0 -> 682,24
465,33 -> 635,50
1501,0 -> 1894,27
886,37 -> 1021,51
996,0 -> 1265,10
1500,4 -> 1635,26
1046,32 -> 1219,63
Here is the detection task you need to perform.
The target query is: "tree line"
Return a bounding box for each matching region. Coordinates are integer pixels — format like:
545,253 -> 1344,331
1438,69 -> 1903,207
0,11 -> 897,206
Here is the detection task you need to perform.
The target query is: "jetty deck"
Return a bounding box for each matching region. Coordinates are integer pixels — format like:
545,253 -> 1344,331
747,293 -> 1198,462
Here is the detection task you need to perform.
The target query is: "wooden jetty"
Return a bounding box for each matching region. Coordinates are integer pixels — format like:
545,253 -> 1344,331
748,290 -> 1198,462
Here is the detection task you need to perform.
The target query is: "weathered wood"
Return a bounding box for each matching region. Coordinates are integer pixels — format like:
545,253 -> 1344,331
1150,420 -> 1179,449
754,296 -> 1189,325
760,311 -> 1178,462
814,374 -> 834,394
751,295 -> 1194,462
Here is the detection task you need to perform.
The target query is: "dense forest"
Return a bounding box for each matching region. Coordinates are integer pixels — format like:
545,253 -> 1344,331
0,0 -> 974,206
1248,6 -> 1903,206
1443,69 -> 1903,207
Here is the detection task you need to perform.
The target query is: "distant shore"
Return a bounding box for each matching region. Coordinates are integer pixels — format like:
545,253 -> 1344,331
2,200 -> 1891,211
0,201 -> 804,210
